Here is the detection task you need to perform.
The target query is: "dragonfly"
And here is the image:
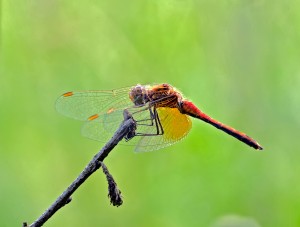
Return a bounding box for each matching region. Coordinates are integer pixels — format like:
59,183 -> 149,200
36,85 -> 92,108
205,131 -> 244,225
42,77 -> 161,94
56,83 -> 263,152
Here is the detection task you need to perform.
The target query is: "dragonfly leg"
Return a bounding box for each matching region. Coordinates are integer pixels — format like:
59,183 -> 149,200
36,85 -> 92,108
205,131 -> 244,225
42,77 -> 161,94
154,107 -> 164,135
135,107 -> 164,137
135,107 -> 156,126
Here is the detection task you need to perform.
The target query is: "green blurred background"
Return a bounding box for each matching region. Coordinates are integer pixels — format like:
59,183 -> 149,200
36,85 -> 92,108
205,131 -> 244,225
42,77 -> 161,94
1,0 -> 300,226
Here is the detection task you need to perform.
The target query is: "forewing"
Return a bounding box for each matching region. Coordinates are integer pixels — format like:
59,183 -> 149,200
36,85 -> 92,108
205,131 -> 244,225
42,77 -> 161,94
55,88 -> 133,121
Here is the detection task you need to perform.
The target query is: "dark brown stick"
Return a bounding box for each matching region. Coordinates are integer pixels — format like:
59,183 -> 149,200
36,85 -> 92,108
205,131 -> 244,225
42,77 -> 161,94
26,110 -> 136,227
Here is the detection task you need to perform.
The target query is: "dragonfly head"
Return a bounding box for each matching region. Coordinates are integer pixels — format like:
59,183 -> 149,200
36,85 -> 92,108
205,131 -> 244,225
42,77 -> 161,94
129,84 -> 150,106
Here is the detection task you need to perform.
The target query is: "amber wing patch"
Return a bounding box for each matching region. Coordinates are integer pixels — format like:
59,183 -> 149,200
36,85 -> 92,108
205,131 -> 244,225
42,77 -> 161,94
158,107 -> 192,142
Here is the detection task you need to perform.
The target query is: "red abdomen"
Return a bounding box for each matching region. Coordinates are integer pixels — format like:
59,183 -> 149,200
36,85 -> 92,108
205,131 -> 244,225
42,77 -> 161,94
180,101 -> 263,150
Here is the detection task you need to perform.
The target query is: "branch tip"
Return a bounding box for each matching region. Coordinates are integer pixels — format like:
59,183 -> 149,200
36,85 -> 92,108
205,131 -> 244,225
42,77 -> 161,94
101,162 -> 123,207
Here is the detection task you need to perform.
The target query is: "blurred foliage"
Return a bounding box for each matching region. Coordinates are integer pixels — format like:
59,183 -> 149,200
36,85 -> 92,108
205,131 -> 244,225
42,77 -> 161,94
1,0 -> 300,226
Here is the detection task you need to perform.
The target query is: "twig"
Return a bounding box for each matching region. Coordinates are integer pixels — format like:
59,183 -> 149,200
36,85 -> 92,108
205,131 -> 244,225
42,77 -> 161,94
25,110 -> 136,227
101,162 -> 123,206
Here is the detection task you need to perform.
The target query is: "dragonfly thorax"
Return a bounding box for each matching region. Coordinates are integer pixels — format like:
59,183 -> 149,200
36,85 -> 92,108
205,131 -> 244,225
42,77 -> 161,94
129,84 -> 183,108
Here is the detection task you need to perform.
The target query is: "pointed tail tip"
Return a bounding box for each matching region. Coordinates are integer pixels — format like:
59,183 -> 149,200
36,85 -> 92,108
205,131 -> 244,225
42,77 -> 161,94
256,144 -> 263,150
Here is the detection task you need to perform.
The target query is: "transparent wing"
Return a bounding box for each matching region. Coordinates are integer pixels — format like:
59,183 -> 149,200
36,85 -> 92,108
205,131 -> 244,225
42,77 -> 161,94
134,107 -> 192,152
81,109 -> 126,143
55,87 -> 134,121
81,105 -> 152,144
81,106 -> 192,152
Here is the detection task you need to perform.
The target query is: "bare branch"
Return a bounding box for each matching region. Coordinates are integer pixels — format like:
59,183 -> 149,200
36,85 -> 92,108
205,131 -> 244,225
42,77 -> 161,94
26,110 -> 136,227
